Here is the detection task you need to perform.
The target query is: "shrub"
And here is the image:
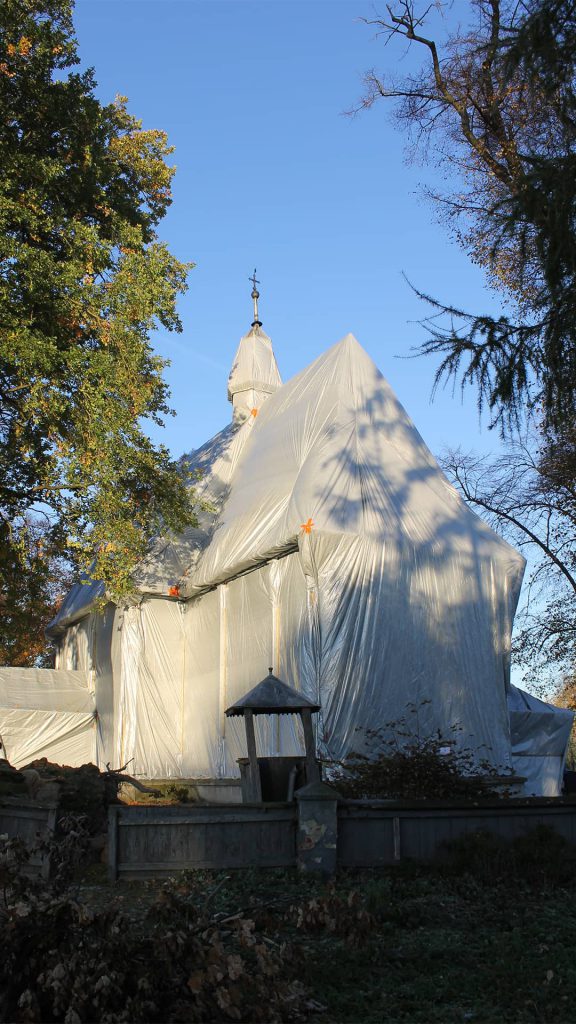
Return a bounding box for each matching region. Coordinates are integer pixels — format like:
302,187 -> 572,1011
440,825 -> 576,886
0,839 -> 310,1023
330,706 -> 510,801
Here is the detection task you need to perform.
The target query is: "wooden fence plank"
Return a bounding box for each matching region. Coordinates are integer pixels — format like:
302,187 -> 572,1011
0,800 -> 58,877
108,799 -> 576,878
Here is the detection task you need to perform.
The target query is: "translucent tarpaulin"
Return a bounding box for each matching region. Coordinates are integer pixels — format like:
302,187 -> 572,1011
228,324 -> 282,423
0,668 -> 95,768
508,684 -> 574,796
6,329 -> 569,794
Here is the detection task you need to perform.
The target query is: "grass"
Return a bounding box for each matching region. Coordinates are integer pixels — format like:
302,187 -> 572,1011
300,873 -> 576,1023
72,858 -> 576,1024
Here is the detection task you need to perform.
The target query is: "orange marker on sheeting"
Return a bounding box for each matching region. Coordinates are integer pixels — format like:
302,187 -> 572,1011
168,585 -> 180,598
300,518 -> 314,534
251,408 -> 258,417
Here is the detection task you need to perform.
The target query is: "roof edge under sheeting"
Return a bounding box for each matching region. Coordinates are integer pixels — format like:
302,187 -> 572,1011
181,520 -> 524,606
180,540 -> 299,600
46,578 -> 106,637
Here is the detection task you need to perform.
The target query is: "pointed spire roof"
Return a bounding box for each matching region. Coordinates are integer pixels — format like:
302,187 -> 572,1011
225,668 -> 320,716
227,271 -> 282,422
227,325 -> 282,403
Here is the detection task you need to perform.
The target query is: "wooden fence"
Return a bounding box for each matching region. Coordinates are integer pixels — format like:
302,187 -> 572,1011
337,799 -> 576,866
0,798 -> 57,877
108,794 -> 576,879
108,802 -> 296,879
5,794 -> 576,880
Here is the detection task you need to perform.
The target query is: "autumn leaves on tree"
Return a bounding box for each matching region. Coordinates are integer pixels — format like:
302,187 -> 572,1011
0,0 -> 197,662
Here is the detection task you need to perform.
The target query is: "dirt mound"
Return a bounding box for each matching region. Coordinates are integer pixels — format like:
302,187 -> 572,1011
0,757 -> 27,798
22,759 -> 121,833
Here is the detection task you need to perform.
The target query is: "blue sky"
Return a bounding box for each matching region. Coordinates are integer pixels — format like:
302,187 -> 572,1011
73,0 -> 505,461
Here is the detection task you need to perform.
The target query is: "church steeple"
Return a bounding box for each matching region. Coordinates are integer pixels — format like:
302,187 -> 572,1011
227,272 -> 282,424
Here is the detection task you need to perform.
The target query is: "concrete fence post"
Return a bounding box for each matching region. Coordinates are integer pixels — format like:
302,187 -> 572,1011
295,781 -> 340,876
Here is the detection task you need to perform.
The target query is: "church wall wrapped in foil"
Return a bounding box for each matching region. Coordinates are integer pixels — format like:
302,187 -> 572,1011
1,304 -> 572,797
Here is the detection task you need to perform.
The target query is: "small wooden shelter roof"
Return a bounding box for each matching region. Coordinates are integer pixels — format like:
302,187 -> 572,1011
225,668 -> 321,717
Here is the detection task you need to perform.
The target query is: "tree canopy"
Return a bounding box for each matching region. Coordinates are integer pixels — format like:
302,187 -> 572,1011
0,515 -> 71,666
0,0 -> 196,630
441,438 -> 576,685
357,0 -> 576,432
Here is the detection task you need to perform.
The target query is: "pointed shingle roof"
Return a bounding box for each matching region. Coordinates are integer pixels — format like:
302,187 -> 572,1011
225,668 -> 320,717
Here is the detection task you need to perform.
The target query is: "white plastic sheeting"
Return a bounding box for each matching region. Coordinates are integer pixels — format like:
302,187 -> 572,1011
218,558 -> 310,774
177,334 -> 525,773
0,668 -> 95,768
508,684 -> 574,796
14,330 -> 571,795
52,605 -> 119,767
92,604 -> 117,767
228,325 -> 282,423
184,335 -> 524,598
299,530 -> 518,768
114,559 -> 310,779
183,588 -> 222,778
115,599 -> 186,777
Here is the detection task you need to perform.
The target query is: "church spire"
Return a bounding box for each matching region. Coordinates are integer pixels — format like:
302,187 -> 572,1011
227,273 -> 282,423
249,269 -> 262,328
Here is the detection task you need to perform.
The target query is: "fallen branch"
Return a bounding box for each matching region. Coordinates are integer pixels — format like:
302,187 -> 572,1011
105,765 -> 158,794
211,892 -> 297,928
203,874 -> 231,908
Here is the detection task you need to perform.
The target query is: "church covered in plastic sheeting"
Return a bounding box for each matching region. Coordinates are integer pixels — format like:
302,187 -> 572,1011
1,309 -> 572,796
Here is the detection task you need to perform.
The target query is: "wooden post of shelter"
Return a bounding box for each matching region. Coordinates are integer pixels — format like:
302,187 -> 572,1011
226,668 -> 321,802
301,707 -> 320,784
243,709 -> 262,802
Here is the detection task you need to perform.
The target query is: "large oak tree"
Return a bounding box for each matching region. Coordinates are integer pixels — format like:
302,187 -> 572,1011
0,0 -> 197,652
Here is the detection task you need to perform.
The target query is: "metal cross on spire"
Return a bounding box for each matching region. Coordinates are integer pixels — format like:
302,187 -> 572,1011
249,269 -> 262,327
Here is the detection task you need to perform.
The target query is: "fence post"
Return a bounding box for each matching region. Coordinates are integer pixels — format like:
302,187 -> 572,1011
295,781 -> 340,876
43,804 -> 58,879
108,804 -> 119,882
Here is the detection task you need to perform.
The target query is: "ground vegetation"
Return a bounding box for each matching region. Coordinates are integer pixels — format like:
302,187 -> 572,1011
329,707 -> 510,799
3,834 -> 576,1022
